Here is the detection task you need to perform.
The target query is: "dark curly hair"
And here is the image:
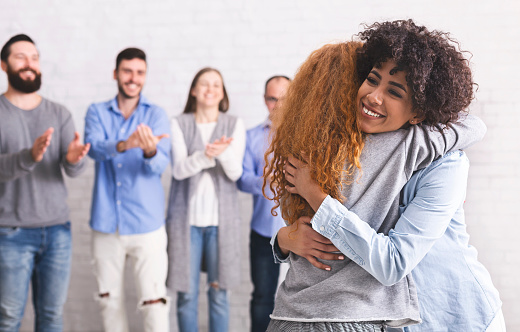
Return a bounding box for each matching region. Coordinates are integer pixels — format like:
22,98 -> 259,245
356,19 -> 474,126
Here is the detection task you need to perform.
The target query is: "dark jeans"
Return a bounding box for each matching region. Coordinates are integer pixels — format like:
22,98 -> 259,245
250,230 -> 280,332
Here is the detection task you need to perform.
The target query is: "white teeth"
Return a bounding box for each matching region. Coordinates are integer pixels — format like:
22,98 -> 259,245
363,106 -> 383,118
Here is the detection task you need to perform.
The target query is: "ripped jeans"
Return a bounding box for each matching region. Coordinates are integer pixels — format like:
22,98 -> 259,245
91,226 -> 169,332
177,226 -> 229,332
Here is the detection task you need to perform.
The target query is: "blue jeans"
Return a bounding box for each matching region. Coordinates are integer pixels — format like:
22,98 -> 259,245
0,223 -> 71,332
250,230 -> 280,332
177,226 -> 229,332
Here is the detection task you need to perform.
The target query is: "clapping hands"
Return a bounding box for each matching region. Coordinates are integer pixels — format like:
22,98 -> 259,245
205,135 -> 233,158
120,124 -> 169,157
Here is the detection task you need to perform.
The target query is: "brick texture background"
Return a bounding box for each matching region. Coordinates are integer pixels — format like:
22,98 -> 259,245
1,0 -> 519,331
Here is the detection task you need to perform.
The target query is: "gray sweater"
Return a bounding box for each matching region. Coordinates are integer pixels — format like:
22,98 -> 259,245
271,115 -> 486,328
0,95 -> 85,227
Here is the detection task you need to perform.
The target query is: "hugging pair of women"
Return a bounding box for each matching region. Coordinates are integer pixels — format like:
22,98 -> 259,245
265,19 -> 503,332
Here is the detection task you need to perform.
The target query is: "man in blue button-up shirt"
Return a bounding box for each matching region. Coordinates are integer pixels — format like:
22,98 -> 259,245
237,75 -> 290,332
84,48 -> 171,332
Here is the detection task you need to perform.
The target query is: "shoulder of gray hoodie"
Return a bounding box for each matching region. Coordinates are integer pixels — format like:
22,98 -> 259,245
271,113 -> 486,327
349,113 -> 486,232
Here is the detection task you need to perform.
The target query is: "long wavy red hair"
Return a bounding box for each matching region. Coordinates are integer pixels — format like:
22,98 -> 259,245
264,41 -> 365,224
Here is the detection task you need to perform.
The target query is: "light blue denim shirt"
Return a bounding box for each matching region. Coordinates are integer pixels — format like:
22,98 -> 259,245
237,120 -> 285,238
309,151 -> 501,330
85,95 -> 171,235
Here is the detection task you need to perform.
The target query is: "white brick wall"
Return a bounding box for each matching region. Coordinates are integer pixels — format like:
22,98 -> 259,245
1,1 -> 519,331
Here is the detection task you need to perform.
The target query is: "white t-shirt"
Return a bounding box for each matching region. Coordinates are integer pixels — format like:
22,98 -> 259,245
171,117 -> 246,227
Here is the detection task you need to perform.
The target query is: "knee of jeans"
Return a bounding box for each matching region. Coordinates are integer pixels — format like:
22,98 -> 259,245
207,281 -> 228,302
177,290 -> 196,305
209,281 -> 220,291
0,305 -> 24,328
208,281 -> 227,293
35,306 -> 63,325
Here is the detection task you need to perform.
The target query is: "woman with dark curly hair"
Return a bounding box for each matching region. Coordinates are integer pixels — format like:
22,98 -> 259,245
266,20 -> 503,331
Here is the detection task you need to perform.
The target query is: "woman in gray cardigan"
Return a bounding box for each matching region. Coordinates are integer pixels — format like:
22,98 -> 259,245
166,67 -> 246,332
265,20 -> 487,331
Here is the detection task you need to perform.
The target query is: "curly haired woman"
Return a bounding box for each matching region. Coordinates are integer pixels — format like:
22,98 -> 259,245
265,20 -> 502,331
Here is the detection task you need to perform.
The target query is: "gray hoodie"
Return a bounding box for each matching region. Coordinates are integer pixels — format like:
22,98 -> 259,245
271,115 -> 486,328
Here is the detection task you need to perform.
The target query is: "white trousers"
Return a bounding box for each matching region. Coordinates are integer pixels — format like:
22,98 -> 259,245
91,226 -> 170,332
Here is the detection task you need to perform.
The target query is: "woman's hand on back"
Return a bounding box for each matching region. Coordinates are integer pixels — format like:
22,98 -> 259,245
277,216 -> 344,271
284,155 -> 328,212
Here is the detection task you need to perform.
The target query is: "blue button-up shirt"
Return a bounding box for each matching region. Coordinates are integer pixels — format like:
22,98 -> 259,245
85,95 -> 171,235
237,120 -> 285,238
307,151 -> 501,330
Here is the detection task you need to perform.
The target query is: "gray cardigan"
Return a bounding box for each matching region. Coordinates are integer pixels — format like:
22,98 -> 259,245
271,115 -> 486,328
166,112 -> 241,292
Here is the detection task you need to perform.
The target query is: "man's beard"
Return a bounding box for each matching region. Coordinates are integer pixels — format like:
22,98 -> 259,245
7,66 -> 42,93
117,81 -> 141,99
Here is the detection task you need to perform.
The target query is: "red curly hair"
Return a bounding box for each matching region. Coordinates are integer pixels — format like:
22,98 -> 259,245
264,41 -> 365,224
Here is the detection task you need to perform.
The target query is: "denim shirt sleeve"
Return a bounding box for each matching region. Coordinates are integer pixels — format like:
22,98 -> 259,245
311,151 -> 469,286
84,104 -> 119,161
141,106 -> 171,175
237,128 -> 264,196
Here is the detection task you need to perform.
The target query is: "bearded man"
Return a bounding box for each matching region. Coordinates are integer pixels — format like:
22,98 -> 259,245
0,34 -> 90,331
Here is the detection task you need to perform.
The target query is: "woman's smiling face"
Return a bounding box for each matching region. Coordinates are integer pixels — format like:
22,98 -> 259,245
191,70 -> 224,109
356,60 -> 423,134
